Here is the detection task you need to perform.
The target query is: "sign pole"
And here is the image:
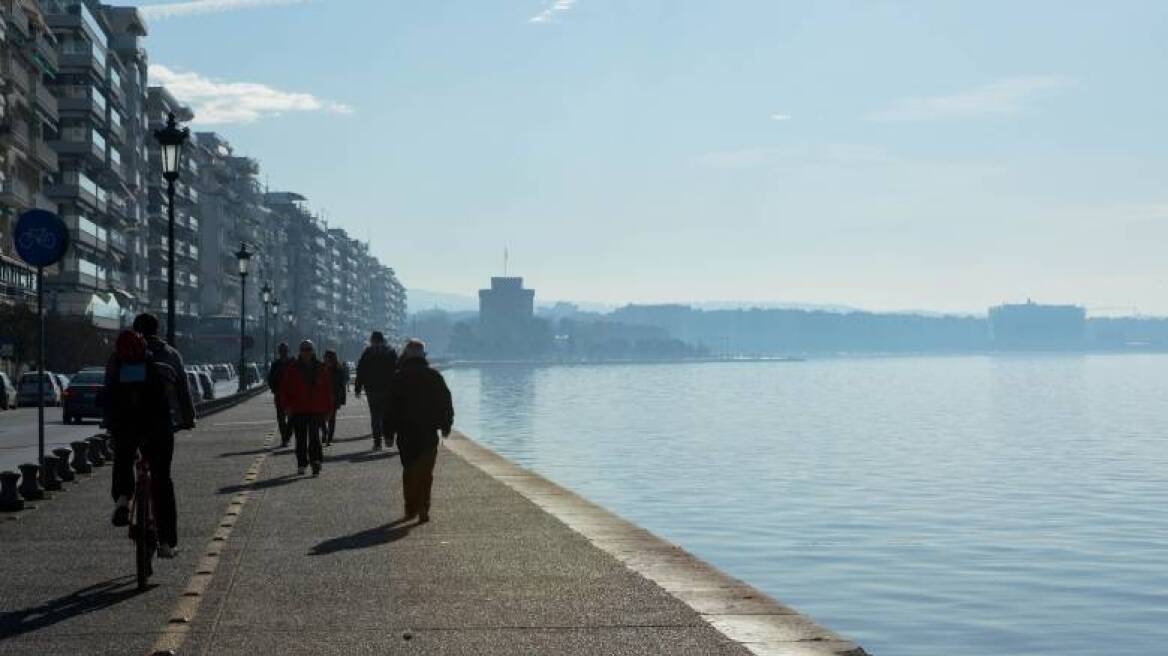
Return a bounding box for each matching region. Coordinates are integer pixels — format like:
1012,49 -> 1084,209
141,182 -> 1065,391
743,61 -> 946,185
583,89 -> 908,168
12,209 -> 70,474
36,265 -> 44,470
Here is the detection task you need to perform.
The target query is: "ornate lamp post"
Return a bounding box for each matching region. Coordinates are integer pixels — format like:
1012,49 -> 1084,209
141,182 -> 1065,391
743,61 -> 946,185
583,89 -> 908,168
153,113 -> 190,346
235,243 -> 252,393
261,283 -> 272,370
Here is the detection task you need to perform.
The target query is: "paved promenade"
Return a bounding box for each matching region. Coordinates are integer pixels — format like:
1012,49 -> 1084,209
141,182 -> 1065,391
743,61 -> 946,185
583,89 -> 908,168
0,394 -> 865,655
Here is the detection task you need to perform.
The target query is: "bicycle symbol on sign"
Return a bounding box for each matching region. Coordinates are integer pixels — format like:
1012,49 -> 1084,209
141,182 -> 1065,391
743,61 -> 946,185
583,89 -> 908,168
17,226 -> 59,252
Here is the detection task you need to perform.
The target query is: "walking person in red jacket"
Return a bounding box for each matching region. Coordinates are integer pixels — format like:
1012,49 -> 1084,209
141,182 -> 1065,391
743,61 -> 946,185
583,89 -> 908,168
279,340 -> 333,476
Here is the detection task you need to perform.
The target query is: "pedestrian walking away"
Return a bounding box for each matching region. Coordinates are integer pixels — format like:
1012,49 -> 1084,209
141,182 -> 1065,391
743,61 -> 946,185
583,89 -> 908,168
323,349 -> 348,446
387,339 -> 453,524
268,342 -> 294,446
104,314 -> 195,560
354,330 -> 397,451
279,340 -> 333,476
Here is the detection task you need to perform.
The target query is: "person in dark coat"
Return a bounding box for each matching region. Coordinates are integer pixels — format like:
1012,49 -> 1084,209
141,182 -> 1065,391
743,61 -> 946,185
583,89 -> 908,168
387,339 -> 453,524
354,331 -> 397,451
268,342 -> 294,446
279,340 -> 333,476
105,329 -> 182,558
322,349 -> 348,446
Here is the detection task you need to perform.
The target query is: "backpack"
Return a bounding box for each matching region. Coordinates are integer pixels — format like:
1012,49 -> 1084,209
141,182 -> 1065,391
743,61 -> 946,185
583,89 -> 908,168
107,352 -> 171,432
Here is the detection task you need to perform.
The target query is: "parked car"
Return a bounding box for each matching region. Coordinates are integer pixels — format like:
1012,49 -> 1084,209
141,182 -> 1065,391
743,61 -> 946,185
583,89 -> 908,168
62,369 -> 106,424
246,363 -> 262,387
0,373 -> 16,410
55,373 -> 70,393
210,364 -> 231,382
195,371 -> 215,401
186,370 -> 204,404
17,371 -> 63,407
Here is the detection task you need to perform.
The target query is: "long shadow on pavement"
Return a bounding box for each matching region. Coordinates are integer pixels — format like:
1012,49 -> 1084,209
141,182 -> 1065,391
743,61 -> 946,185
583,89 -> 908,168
322,449 -> 398,465
0,575 -> 143,639
308,517 -> 414,556
218,447 -> 273,459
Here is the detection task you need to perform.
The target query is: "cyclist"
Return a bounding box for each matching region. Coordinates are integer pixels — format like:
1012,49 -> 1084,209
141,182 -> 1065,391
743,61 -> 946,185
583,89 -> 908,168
105,328 -> 184,558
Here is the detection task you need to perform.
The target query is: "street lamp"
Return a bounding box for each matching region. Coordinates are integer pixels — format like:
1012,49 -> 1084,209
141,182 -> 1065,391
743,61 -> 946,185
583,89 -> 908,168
235,243 -> 252,393
261,283 -> 272,371
285,310 -> 294,345
153,113 -> 190,346
271,297 -> 280,360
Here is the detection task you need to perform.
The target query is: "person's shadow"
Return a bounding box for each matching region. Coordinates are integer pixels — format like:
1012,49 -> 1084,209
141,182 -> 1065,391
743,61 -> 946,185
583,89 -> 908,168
0,575 -> 142,639
308,517 -> 414,556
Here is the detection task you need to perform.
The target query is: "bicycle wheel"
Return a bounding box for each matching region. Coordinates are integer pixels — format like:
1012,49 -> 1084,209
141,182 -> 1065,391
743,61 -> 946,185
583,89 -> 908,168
135,483 -> 152,590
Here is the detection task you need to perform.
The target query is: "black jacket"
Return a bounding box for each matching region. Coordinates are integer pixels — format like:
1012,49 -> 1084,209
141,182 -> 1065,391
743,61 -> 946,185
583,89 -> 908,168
268,357 -> 292,390
387,358 -> 453,464
355,345 -> 397,396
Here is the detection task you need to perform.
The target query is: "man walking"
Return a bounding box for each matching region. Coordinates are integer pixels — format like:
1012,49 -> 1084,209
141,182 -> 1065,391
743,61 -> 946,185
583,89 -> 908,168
279,340 -> 333,476
354,331 -> 397,450
388,339 -> 453,524
268,342 -> 294,446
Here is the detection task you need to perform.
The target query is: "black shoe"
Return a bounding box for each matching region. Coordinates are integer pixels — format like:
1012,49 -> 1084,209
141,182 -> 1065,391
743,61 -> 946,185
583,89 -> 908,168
111,505 -> 130,527
417,513 -> 430,524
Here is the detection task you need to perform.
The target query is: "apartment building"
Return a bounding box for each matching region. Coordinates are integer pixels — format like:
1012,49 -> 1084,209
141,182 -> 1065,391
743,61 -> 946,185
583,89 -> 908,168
0,0 -> 57,307
42,0 -> 147,329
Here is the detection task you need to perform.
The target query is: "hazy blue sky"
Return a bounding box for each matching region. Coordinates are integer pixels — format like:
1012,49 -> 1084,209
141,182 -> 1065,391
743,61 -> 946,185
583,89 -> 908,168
120,0 -> 1167,314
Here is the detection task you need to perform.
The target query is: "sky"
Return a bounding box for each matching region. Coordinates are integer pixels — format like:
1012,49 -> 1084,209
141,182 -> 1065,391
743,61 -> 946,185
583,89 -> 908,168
114,0 -> 1168,315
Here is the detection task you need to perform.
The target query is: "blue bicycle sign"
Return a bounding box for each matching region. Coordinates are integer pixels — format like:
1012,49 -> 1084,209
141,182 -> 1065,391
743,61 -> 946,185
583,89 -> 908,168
13,209 -> 69,267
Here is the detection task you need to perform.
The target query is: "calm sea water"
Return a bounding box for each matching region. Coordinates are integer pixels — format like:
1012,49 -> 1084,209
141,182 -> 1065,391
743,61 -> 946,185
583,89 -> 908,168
443,355 -> 1168,656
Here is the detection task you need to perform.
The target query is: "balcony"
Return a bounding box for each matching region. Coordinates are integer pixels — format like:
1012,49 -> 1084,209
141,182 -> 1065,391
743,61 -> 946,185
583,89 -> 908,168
1,117 -> 32,152
56,88 -> 106,123
34,83 -> 58,121
106,117 -> 125,143
5,57 -> 31,97
34,35 -> 59,75
0,176 -> 33,208
34,139 -> 58,171
47,171 -> 105,212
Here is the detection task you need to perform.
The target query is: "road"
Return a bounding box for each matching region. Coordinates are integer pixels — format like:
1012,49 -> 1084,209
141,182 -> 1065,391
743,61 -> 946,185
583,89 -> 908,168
0,379 -> 240,472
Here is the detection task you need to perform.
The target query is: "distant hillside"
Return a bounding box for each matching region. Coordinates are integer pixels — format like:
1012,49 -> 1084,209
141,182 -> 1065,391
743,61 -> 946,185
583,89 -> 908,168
407,289 -> 478,313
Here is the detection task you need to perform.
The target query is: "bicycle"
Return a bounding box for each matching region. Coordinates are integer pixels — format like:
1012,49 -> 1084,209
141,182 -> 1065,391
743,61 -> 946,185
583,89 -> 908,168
17,226 -> 58,252
129,449 -> 157,591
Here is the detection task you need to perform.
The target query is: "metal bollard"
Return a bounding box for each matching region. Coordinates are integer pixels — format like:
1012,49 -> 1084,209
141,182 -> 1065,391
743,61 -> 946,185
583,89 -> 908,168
0,471 -> 23,512
70,441 -> 93,474
86,436 -> 106,467
52,448 -> 75,482
18,463 -> 44,500
40,455 -> 62,491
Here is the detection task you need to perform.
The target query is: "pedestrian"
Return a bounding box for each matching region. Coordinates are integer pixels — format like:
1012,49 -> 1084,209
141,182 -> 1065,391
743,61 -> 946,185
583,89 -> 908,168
267,342 -> 294,446
354,331 -> 397,451
105,327 -> 185,559
278,340 -> 333,476
322,349 -> 348,446
387,339 -> 453,524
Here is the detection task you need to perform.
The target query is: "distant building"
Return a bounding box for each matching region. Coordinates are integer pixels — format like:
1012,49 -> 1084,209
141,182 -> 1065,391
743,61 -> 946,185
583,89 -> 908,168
989,300 -> 1086,349
471,276 -> 551,357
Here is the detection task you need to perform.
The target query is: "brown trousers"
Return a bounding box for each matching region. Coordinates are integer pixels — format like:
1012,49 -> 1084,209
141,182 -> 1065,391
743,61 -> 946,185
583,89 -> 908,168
402,447 -> 438,517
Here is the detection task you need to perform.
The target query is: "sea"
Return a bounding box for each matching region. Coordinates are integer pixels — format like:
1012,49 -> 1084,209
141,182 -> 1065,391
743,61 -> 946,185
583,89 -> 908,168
443,354 -> 1168,656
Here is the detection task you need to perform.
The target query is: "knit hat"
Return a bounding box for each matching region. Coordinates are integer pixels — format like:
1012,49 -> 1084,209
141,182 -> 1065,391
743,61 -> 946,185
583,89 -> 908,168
400,339 -> 427,361
116,330 -> 148,362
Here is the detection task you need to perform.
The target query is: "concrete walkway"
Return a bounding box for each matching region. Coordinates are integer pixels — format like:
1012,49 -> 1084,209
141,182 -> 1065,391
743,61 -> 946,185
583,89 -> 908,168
0,394 -> 865,655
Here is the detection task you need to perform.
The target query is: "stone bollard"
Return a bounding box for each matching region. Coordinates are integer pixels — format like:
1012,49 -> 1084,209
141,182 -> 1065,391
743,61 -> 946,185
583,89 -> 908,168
91,434 -> 112,460
70,441 -> 93,474
40,455 -> 62,491
18,463 -> 44,500
86,437 -> 106,467
52,448 -> 75,483
0,471 -> 23,511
